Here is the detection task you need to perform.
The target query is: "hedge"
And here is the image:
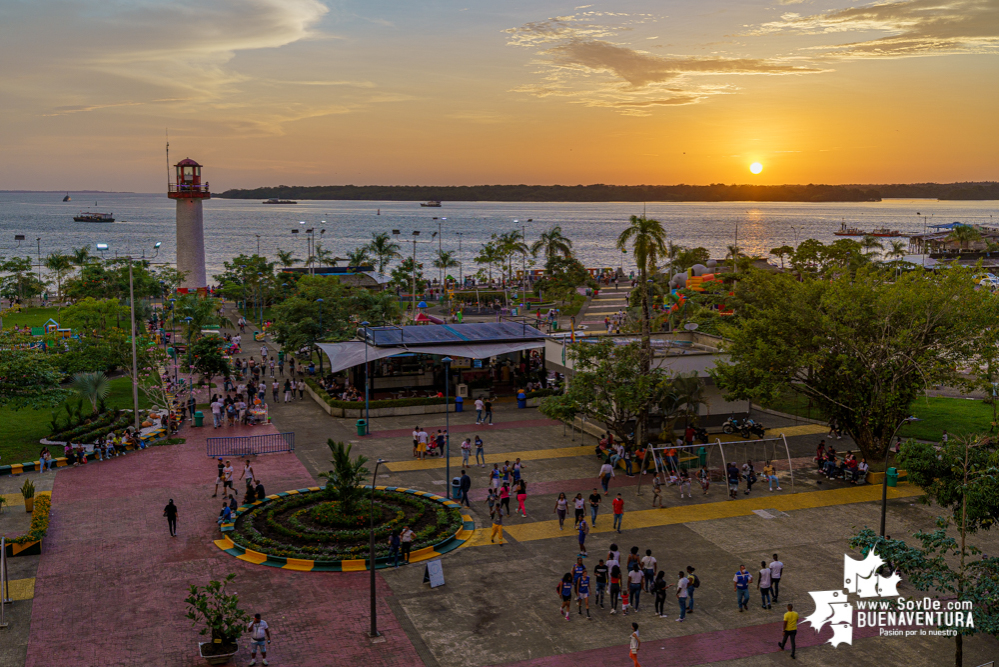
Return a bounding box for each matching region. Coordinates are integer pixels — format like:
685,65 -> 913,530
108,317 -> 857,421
524,388 -> 561,399
306,379 -> 452,409
12,493 -> 51,545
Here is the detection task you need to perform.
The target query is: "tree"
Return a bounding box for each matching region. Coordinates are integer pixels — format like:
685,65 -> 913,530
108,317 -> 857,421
0,338 -> 72,410
432,250 -> 460,283
315,242 -> 337,268
861,234 -> 884,257
389,257 -> 424,294
671,246 -> 711,274
319,440 -> 369,514
1,257 -> 46,301
769,245 -> 795,270
345,246 -> 373,268
948,225 -> 982,251
44,253 -> 74,301
190,335 -> 231,385
493,230 -> 530,284
63,258 -> 160,302
658,372 -> 706,436
537,255 -> 590,306
539,338 -> 666,445
69,246 -> 92,267
275,248 -> 301,268
366,232 -> 401,273
713,266 -> 999,462
175,294 -> 225,349
474,242 -> 504,283
72,371 -> 110,412
530,226 -> 573,260
184,573 -> 250,651
60,297 -> 126,332
886,240 -> 908,260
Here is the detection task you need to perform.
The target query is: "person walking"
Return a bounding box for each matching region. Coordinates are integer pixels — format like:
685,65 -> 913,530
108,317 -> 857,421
399,526 -> 414,564
770,554 -> 785,602
247,613 -> 272,666
576,569 -> 592,619
499,483 -> 511,516
697,466 -> 710,495
271,379 -> 279,403
516,479 -> 527,517
213,457 -> 225,497
727,462 -> 741,499
483,397 -> 494,425
678,468 -> 692,499
558,573 -> 574,621
778,603 -> 798,658
594,559 -> 609,608
675,570 -> 689,622
573,493 -> 585,529
474,397 -> 484,424
612,493 -> 624,533
609,565 -> 623,614
296,378 -> 305,400
685,566 -> 698,613
598,459 -> 615,493
653,571 -> 668,618
588,488 -> 601,526
627,565 -> 643,612
474,435 -> 485,467
652,475 -> 663,507
164,499 -> 178,536
577,516 -> 589,557
734,564 -> 753,612
283,379 -> 293,403
490,504 -> 505,545
628,623 -> 641,667
641,550 -> 657,593
460,438 -> 471,467
554,492 -> 568,530
459,469 -> 472,508
758,559 -> 773,609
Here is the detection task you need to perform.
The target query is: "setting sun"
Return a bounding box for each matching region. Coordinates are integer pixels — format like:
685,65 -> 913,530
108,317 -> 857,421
750,162 -> 763,174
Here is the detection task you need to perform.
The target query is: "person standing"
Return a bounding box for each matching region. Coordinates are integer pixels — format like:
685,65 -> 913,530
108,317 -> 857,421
628,623 -> 641,667
284,379 -> 293,403
652,475 -> 663,507
770,554 -> 784,602
685,566 -> 698,613
577,516 -> 589,557
778,603 -> 798,658
490,504 -> 505,546
474,435 -> 485,467
641,550 -> 657,593
164,499 -> 178,536
609,565 -> 623,615
210,397 -> 223,428
297,378 -> 305,400
588,488 -> 601,526
388,531 -> 401,568
483,397 -> 493,425
474,397 -> 484,424
213,457 -> 225,497
612,493 -> 624,533
758,560 -> 773,609
247,613 -> 271,666
599,460 -> 615,493
627,565 -> 644,611
576,569 -> 592,619
594,559 -> 609,608
400,525 -> 415,563
653,571 -> 668,618
727,462 -> 741,499
734,564 -> 752,612
460,438 -> 471,467
459,470 -> 472,507
271,379 -> 279,403
187,394 -> 197,422
678,468 -> 692,499
573,493 -> 585,528
554,493 -> 568,530
675,570 -> 688,621
516,479 -> 527,517
499,483 -> 511,516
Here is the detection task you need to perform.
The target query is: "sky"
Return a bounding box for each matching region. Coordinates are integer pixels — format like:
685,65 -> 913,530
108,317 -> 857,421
1,0 -> 997,191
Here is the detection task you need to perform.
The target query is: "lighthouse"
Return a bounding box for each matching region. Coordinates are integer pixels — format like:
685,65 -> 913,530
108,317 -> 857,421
167,158 -> 210,292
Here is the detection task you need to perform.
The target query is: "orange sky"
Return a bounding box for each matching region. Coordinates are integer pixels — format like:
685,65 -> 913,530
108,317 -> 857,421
1,1 -> 997,191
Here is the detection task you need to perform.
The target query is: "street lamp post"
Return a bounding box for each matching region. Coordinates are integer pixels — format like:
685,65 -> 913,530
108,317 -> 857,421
880,416 -> 917,537
456,232 -> 463,287
361,321 -> 371,435
127,257 -> 140,431
442,357 -> 452,497
256,234 -> 261,256
369,457 -> 387,638
315,299 -> 324,375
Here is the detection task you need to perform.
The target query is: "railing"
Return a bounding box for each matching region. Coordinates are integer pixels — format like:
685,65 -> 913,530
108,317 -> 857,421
168,183 -> 210,195
206,433 -> 294,457
0,536 -> 9,628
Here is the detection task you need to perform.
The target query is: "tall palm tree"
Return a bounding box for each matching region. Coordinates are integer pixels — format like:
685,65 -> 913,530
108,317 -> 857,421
45,252 -> 74,300
886,240 -> 907,260
72,371 -> 110,413
725,244 -> 742,269
474,242 -> 504,283
346,246 -> 373,268
947,224 -> 981,251
494,230 -> 530,284
860,235 -> 884,258
530,226 -> 573,260
275,248 -> 301,268
70,246 -> 92,266
366,232 -> 402,273
314,243 -> 337,268
432,250 -> 460,282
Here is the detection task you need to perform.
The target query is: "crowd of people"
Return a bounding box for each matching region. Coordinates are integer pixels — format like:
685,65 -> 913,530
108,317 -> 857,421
816,441 -> 868,483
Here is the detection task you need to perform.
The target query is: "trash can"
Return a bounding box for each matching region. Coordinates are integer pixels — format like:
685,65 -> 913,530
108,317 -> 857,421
450,476 -> 462,500
455,396 -> 464,412
886,467 -> 899,487
356,419 -> 367,436
697,446 -> 707,467
517,391 -> 527,409
193,411 -> 204,428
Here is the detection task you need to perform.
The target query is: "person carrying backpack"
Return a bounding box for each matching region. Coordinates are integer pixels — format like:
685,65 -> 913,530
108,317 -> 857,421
685,566 -> 699,613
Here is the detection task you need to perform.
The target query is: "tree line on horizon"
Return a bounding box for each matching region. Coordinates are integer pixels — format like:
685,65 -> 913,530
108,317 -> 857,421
216,182 -> 999,202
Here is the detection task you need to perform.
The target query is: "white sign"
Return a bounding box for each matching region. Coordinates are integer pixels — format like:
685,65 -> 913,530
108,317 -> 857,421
423,559 -> 445,588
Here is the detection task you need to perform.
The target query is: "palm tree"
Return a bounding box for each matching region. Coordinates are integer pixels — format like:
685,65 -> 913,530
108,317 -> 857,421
72,371 -> 110,413
886,240 -> 907,260
433,250 -> 460,283
860,235 -> 884,257
314,243 -> 337,268
947,224 -> 982,251
275,248 -> 301,268
366,232 -> 402,273
494,230 -> 530,285
346,246 -> 373,268
175,294 -> 224,349
725,244 -> 742,270
45,252 -> 74,300
70,246 -> 92,266
530,226 -> 573,260
474,242 -> 504,283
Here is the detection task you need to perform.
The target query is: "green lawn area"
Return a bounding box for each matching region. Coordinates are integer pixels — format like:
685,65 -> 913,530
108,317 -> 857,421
0,377 -> 152,464
761,389 -> 830,422
898,396 -> 994,441
0,306 -> 62,330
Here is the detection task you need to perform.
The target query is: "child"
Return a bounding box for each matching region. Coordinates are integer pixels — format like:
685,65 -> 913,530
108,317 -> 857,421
697,467 -> 710,495
652,476 -> 663,508
621,588 -> 631,616
678,469 -> 692,499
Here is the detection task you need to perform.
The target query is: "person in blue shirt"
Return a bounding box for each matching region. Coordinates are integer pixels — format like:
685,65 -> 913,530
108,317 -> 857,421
557,573 -> 574,621
577,517 -> 590,557
572,557 -> 586,592
577,572 -> 592,619
733,564 -> 753,611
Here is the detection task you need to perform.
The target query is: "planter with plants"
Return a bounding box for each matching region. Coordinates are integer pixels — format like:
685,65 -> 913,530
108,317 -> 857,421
185,573 -> 249,665
21,479 -> 35,513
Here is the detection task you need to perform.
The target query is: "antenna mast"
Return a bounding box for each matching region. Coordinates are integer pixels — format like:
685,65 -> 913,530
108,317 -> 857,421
165,129 -> 171,188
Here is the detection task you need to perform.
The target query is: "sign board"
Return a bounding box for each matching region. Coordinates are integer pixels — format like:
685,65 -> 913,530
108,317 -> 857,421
423,559 -> 445,588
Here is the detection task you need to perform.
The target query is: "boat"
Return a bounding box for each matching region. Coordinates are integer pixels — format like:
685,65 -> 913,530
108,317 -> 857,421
420,200 -> 442,208
833,221 -> 866,237
62,193 -> 71,202
74,212 -> 114,223
870,227 -> 905,238
263,198 -> 297,204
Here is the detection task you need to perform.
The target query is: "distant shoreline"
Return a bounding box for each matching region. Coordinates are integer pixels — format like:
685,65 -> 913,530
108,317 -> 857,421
216,182 -> 999,203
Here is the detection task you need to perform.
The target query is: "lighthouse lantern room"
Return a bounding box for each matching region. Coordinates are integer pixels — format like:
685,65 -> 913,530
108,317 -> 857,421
168,158 -> 210,198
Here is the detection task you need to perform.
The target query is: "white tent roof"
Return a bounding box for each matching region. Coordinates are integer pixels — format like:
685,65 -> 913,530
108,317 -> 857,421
317,339 -> 544,375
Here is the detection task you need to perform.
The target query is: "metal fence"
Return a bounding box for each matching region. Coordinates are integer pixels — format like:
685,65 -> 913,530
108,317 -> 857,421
206,433 -> 295,457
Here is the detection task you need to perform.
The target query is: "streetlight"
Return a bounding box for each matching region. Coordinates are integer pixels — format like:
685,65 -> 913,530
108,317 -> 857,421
368,457 -> 387,638
316,299 -> 324,374
95,242 -> 142,430
456,232 -> 463,286
361,321 -> 371,435
880,416 -> 918,537
442,356 -> 452,497
256,234 -> 261,256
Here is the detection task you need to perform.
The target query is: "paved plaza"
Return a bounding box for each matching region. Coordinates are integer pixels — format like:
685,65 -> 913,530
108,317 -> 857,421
3,329 -> 998,666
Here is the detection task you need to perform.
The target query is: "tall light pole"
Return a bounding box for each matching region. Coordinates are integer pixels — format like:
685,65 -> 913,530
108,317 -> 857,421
442,357 -> 452,497
437,218 -> 445,286
255,234 -> 261,256
127,256 -> 140,431
361,321 -> 371,435
456,232 -> 463,286
315,299 -> 324,375
880,416 -> 917,537
369,458 -> 387,638
392,230 -> 436,320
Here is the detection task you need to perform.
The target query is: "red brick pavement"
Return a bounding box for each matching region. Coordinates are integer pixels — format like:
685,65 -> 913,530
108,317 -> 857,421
367,418 -> 560,439
25,423 -> 423,667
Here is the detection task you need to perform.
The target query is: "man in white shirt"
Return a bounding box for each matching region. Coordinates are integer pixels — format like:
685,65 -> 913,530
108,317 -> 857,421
210,399 -> 223,428
641,550 -> 657,593
627,567 -> 645,611
758,560 -> 773,609
770,554 -> 784,602
474,397 -> 485,424
247,613 -> 271,666
676,570 -> 689,621
598,461 -> 615,493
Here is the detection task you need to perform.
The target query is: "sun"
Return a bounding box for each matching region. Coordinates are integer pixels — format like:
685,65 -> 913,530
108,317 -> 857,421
750,162 -> 763,174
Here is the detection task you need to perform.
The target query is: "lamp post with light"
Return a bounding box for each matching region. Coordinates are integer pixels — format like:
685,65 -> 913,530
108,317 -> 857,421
442,356 -> 452,497
368,457 -> 387,638
361,321 -> 371,435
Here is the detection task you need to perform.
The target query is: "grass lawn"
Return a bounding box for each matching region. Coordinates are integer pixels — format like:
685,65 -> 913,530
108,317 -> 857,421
0,306 -> 63,330
898,396 -> 994,441
0,377 -> 152,464
761,389 -> 830,422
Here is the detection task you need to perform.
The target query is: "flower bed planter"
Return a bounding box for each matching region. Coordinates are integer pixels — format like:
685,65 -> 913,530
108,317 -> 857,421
198,642 -> 238,665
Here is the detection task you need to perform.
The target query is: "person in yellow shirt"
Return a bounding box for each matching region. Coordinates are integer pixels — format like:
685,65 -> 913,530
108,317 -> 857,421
778,603 -> 798,658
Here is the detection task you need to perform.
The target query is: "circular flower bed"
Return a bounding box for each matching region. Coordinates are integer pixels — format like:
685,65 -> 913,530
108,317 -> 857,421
226,487 -> 467,564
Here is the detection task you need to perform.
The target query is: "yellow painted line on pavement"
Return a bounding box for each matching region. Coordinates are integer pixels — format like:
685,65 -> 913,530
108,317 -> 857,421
385,446 -> 593,472
1,493 -> 25,506
768,424 -> 828,437
494,483 -> 922,544
6,578 -> 35,601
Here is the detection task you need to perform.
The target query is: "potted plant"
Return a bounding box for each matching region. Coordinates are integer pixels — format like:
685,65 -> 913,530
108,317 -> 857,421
21,479 -> 35,513
184,573 -> 249,665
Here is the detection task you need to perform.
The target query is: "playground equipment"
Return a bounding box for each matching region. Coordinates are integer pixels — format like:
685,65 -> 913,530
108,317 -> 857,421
647,435 -> 794,491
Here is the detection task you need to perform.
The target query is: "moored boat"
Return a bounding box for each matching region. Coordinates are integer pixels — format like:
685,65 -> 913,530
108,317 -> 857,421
74,211 -> 114,223
833,221 -> 866,236
421,200 -> 442,207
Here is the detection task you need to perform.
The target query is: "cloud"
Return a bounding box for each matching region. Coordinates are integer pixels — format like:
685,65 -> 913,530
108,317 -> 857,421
505,14 -> 823,115
756,0 -> 999,57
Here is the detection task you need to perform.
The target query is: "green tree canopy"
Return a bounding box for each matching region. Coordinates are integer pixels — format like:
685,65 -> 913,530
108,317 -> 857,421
366,232 -> 402,273
0,336 -> 72,410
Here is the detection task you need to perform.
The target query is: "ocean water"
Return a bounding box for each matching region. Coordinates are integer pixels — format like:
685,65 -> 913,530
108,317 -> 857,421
1,192 -> 996,278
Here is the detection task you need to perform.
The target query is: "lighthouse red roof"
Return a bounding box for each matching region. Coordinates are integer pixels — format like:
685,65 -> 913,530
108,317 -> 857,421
175,158 -> 202,167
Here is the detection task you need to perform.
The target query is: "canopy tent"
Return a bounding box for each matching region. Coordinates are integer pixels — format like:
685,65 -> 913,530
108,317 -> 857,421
317,339 -> 545,375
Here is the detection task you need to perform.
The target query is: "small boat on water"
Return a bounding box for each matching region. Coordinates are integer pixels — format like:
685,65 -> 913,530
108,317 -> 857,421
263,198 -> 297,204
421,200 -> 442,207
870,227 -> 905,238
74,211 -> 114,223
62,193 -> 71,202
834,222 -> 866,236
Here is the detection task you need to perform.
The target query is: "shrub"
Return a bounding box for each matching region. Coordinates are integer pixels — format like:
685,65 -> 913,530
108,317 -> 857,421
184,573 -> 249,652
12,493 -> 50,545
306,379 -> 451,409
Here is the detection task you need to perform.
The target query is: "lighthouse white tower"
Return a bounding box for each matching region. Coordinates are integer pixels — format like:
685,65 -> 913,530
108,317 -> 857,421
168,158 -> 210,292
